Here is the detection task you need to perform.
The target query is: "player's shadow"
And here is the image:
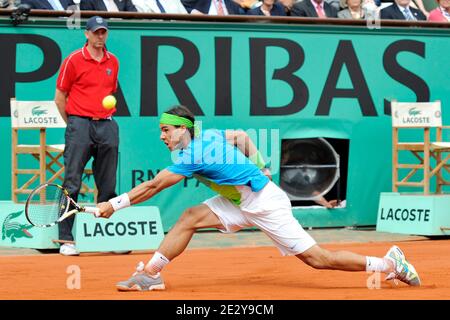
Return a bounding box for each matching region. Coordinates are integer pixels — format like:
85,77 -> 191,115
36,248 -> 60,254
424,235 -> 450,240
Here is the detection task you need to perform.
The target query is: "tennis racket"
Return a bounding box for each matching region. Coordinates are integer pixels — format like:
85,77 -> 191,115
25,183 -> 100,228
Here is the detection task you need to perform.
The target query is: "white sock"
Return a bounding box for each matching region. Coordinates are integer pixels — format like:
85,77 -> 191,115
146,251 -> 170,276
366,256 -> 391,273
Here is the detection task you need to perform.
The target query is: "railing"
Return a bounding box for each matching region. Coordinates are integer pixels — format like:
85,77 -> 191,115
0,8 -> 449,28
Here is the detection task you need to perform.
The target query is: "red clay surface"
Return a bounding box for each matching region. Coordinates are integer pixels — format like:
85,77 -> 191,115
0,240 -> 449,300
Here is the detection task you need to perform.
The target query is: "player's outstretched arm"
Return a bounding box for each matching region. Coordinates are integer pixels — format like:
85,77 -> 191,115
128,169 -> 185,205
97,169 -> 185,218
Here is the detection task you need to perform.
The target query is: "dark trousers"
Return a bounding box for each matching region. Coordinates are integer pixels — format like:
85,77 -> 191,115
59,116 -> 119,241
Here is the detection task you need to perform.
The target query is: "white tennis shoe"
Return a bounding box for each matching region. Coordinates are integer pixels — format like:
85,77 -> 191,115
116,261 -> 165,291
59,243 -> 79,256
384,245 -> 421,286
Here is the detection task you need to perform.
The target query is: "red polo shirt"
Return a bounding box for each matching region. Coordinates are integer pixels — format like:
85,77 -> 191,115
56,44 -> 119,118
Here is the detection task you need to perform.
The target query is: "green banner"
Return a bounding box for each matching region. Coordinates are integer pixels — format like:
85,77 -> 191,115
75,206 -> 164,252
0,201 -> 58,249
377,193 -> 450,235
1,18 -> 449,231
0,201 -> 164,251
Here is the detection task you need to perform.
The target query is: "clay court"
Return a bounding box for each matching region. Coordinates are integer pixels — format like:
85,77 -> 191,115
0,233 -> 449,300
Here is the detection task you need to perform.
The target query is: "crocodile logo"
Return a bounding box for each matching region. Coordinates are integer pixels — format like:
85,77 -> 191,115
408,108 -> 421,116
2,210 -> 33,243
31,106 -> 48,116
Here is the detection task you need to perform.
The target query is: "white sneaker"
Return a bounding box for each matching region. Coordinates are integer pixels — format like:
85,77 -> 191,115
116,261 -> 165,291
384,245 -> 421,286
59,243 -> 79,256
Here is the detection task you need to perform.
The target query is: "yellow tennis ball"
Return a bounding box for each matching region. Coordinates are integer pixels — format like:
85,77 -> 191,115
102,95 -> 116,110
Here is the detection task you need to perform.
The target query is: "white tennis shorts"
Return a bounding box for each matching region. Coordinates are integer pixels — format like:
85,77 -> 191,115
203,181 -> 316,256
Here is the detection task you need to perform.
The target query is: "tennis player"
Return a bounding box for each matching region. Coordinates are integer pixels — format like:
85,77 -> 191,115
97,105 -> 421,291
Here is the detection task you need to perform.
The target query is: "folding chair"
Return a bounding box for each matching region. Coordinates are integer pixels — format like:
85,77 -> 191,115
10,98 -> 97,202
392,100 -> 450,195
432,125 -> 450,193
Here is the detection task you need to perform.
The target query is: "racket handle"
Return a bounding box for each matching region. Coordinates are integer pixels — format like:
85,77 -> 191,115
84,206 -> 100,217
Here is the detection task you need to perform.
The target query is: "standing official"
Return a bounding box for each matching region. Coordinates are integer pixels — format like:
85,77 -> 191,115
55,16 -> 120,256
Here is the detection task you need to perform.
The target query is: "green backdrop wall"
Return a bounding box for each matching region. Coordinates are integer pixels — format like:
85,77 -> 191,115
1,17 -> 449,231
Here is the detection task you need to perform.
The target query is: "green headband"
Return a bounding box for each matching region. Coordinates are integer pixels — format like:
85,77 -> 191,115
160,112 -> 200,137
160,113 -> 194,128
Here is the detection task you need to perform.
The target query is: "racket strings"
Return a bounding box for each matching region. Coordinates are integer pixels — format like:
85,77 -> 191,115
26,185 -> 69,226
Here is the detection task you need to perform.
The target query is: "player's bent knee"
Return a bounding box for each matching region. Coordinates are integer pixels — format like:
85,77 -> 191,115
177,206 -> 215,230
175,204 -> 224,232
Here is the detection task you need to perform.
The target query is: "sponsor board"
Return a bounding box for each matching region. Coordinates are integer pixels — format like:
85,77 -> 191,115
391,101 -> 441,128
377,193 -> 450,236
74,206 -> 164,252
0,201 -> 59,249
2,21 -> 450,232
10,100 -> 66,128
0,202 -> 164,251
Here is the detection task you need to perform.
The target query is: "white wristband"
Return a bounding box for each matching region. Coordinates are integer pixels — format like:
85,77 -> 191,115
108,193 -> 131,212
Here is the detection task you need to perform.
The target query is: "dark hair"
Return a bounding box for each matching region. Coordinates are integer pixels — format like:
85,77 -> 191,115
164,105 -> 196,138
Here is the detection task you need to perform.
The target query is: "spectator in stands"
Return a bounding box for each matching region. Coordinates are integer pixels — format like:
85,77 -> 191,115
428,0 -> 450,21
233,0 -> 261,10
380,0 -> 426,20
291,0 -> 339,17
377,0 -> 429,17
191,0 -> 244,14
412,0 -> 430,17
132,0 -> 187,13
80,0 -> 137,11
325,0 -> 340,12
181,0 -> 197,12
338,0 -> 365,18
21,0 -> 74,10
246,0 -> 286,15
278,0 -> 295,14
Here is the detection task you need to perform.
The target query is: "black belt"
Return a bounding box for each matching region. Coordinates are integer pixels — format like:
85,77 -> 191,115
70,115 -> 112,121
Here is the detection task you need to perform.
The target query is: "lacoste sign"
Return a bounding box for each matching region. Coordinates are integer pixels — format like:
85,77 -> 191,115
10,100 -> 66,128
23,105 -> 58,125
75,206 -> 164,252
376,192 -> 450,236
82,221 -> 158,237
392,101 -> 441,128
